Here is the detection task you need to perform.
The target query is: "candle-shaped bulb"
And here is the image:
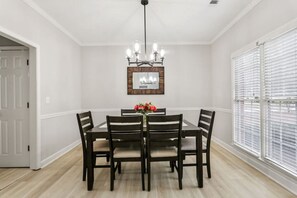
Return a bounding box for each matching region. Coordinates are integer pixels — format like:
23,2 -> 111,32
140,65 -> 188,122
152,43 -> 158,52
134,42 -> 140,53
126,48 -> 132,58
160,49 -> 165,58
150,54 -> 154,60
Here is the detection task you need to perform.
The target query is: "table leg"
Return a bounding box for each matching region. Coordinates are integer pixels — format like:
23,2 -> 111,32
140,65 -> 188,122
87,134 -> 94,191
196,131 -> 203,188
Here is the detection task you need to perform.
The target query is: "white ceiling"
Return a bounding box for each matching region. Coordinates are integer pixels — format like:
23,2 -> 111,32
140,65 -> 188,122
27,0 -> 258,45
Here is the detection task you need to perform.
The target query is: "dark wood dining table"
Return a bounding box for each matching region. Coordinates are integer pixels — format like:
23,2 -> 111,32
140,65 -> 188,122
85,119 -> 203,191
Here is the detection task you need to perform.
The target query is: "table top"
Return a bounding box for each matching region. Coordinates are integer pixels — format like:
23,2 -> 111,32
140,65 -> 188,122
86,120 -> 201,138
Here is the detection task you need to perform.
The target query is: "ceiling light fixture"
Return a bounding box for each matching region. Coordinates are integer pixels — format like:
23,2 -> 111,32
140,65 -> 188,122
126,0 -> 165,67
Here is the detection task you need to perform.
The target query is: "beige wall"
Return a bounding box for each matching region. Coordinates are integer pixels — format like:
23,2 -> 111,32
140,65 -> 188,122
81,45 -> 212,123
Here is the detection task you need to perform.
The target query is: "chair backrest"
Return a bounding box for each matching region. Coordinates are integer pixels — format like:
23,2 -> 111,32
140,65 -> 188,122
146,114 -> 183,153
106,115 -> 144,154
121,109 -> 141,116
198,109 -> 215,149
121,108 -> 166,116
148,108 -> 166,115
76,111 -> 94,154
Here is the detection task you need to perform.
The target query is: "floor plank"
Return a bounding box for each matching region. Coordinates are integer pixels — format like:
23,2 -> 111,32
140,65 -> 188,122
0,143 -> 295,198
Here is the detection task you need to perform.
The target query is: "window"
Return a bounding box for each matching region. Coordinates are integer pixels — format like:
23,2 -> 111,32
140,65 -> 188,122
263,29 -> 297,174
233,48 -> 261,155
233,28 -> 297,176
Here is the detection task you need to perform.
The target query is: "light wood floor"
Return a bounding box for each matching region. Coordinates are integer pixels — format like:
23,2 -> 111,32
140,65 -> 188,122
0,143 -> 295,198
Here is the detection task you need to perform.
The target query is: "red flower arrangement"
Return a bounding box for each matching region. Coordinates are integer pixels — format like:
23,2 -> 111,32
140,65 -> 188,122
134,102 -> 157,114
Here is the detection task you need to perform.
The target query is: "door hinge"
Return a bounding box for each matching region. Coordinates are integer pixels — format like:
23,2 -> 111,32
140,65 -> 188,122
27,102 -> 29,108
27,145 -> 30,151
27,59 -> 29,66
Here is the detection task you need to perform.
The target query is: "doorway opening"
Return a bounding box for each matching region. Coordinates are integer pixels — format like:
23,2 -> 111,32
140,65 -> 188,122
0,27 -> 40,170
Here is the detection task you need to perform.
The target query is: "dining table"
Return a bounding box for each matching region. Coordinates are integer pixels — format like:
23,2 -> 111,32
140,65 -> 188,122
85,119 -> 203,191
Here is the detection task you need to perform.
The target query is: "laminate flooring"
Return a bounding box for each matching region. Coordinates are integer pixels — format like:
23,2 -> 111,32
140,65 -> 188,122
0,142 -> 295,198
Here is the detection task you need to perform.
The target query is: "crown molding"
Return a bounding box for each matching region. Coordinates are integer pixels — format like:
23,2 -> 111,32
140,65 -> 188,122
80,41 -> 212,47
23,0 -> 82,45
23,0 -> 263,47
210,0 -> 263,44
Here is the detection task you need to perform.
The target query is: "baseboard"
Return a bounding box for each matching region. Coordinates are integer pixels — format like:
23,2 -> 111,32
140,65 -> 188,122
212,136 -> 297,196
40,139 -> 81,168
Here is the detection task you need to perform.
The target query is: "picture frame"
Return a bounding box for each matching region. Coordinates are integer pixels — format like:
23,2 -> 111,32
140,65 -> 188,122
127,67 -> 164,95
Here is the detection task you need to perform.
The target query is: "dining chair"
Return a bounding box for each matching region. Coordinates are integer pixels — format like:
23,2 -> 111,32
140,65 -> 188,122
148,108 -> 166,115
181,109 -> 215,178
76,111 -> 110,181
106,115 -> 145,191
146,114 -> 183,191
121,108 -> 166,116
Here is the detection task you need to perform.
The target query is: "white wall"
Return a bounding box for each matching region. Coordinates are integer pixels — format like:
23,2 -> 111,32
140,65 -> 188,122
211,0 -> 297,194
0,0 -> 81,164
81,45 -> 212,123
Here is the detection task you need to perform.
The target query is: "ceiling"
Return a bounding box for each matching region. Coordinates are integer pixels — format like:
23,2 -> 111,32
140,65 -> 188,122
27,0 -> 258,45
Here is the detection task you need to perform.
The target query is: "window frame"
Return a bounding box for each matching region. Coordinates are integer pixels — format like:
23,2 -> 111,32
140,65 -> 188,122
231,18 -> 297,178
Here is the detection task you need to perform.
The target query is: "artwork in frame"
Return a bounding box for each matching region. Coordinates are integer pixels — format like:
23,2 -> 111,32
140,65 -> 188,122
127,67 -> 164,95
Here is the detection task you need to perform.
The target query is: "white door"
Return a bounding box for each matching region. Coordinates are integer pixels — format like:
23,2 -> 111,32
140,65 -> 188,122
0,49 -> 30,167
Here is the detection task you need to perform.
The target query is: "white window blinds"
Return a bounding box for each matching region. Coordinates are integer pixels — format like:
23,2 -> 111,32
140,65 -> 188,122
263,28 -> 297,174
233,48 -> 261,155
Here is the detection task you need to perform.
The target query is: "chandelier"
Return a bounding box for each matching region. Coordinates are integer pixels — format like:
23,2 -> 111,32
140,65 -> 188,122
126,0 -> 165,67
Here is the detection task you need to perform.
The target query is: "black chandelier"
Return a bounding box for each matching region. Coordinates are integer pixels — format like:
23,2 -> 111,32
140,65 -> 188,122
126,0 -> 165,67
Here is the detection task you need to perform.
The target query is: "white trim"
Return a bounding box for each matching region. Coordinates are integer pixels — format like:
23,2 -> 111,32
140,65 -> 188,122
86,107 -> 212,113
0,25 -> 41,170
0,46 -> 28,50
167,107 -> 210,111
210,0 -> 263,44
211,107 -> 232,114
40,139 -> 81,168
40,109 -> 81,120
212,136 -> 297,196
22,0 -> 82,46
81,41 -> 211,47
40,107 -> 213,120
87,108 -> 119,113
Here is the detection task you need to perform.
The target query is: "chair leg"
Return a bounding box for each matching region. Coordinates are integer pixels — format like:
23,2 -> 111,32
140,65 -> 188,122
106,154 -> 110,162
170,161 -> 174,172
141,158 -> 145,191
147,159 -> 151,191
206,151 -> 211,178
110,160 -> 115,191
118,162 -> 122,174
82,160 -> 86,181
178,156 -> 183,190
181,154 -> 184,179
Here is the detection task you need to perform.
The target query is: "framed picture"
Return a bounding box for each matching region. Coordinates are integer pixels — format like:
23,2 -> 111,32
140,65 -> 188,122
127,67 -> 164,95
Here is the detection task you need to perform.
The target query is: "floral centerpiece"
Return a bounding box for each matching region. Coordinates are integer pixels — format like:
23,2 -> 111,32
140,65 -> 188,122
134,102 -> 157,123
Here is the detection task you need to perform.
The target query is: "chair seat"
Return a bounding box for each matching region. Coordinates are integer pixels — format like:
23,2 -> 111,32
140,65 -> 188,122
93,140 -> 109,152
150,147 -> 177,158
181,138 -> 206,151
113,147 -> 141,158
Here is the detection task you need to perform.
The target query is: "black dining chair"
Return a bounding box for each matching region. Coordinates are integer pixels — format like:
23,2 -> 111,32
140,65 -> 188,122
76,111 -> 110,181
121,108 -> 166,116
146,114 -> 183,191
106,115 -> 145,191
181,109 -> 215,178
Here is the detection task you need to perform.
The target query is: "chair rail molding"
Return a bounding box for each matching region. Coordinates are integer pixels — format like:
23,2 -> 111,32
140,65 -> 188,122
41,109 -> 82,119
